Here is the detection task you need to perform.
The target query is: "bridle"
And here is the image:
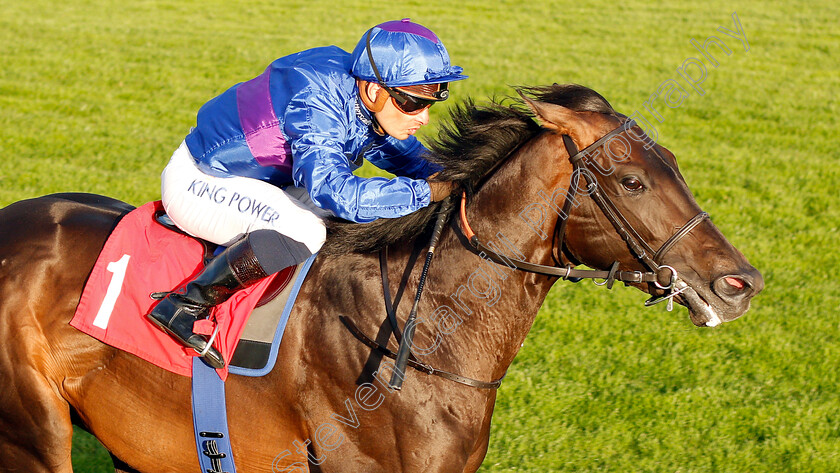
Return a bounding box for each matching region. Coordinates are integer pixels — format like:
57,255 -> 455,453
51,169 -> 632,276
459,118 -> 709,309
342,117 -> 713,391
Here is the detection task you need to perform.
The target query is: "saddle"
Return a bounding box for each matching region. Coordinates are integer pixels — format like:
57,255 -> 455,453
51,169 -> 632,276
70,201 -> 314,379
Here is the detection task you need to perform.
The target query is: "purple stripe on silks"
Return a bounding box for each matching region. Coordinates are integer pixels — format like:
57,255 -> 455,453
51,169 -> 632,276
236,69 -> 293,171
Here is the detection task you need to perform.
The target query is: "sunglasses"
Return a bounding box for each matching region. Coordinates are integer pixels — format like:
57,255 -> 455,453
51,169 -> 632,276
385,84 -> 448,115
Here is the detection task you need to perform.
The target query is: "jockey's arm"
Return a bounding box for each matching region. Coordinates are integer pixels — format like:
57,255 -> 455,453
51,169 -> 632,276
285,91 -> 432,223
365,137 -> 442,179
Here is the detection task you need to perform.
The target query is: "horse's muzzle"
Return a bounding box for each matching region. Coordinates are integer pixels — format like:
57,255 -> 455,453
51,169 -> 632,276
686,265 -> 764,326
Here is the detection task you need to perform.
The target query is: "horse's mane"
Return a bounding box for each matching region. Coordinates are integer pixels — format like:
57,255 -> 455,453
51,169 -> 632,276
320,84 -> 616,255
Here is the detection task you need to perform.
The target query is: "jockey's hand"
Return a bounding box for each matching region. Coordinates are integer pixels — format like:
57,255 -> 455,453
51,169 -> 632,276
428,176 -> 456,202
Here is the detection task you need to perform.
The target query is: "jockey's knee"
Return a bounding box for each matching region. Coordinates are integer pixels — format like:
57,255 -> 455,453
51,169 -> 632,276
284,211 -> 327,255
309,220 -> 327,253
248,229 -> 317,274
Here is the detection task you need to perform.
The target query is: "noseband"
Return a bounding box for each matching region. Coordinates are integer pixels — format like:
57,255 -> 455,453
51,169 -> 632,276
460,119 -> 709,308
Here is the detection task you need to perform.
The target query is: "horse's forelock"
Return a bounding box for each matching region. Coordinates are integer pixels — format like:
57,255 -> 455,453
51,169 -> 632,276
520,84 -> 617,115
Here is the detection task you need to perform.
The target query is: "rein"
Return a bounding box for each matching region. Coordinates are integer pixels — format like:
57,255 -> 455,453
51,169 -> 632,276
339,315 -> 503,390
342,200 -> 505,390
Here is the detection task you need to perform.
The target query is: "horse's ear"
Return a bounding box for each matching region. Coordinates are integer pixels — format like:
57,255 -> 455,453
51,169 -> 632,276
518,90 -> 579,136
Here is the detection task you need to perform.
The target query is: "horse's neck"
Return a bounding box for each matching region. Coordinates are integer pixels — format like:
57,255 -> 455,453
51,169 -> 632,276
411,135 -> 571,381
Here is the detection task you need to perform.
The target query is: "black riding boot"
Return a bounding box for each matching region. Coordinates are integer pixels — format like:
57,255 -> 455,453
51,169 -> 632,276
146,234 -> 270,369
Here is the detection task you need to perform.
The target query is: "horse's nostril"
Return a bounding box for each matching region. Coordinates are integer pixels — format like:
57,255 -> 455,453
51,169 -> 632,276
714,269 -> 762,304
724,276 -> 746,290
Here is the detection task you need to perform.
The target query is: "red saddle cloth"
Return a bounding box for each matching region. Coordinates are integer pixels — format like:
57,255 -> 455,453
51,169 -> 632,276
71,201 -> 282,380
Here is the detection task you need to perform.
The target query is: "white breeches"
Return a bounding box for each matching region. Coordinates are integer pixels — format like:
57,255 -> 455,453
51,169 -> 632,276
161,141 -> 329,253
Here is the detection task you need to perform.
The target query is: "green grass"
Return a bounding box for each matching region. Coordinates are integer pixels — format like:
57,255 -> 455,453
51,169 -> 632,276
2,1 -> 838,471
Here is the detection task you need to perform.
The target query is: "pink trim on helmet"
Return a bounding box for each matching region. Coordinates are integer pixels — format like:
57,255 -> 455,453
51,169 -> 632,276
376,18 -> 440,43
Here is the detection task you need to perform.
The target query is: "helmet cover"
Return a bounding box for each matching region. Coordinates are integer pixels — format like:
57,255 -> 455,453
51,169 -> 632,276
350,18 -> 467,87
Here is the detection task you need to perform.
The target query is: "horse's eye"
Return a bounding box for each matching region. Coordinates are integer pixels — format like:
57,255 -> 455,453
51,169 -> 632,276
622,176 -> 644,192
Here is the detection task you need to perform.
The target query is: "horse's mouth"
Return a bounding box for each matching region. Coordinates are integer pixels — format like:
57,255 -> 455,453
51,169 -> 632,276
679,282 -> 723,327
644,269 -> 761,328
656,279 -> 723,327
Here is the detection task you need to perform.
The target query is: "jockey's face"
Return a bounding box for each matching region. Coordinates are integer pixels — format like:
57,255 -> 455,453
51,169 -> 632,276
366,83 -> 431,140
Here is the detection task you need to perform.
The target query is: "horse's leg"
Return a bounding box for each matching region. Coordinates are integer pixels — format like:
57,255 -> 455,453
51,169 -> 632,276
0,278 -> 78,472
0,361 -> 75,472
0,194 -> 133,473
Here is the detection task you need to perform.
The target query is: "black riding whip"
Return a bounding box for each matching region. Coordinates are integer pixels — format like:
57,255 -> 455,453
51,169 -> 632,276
389,195 -> 455,390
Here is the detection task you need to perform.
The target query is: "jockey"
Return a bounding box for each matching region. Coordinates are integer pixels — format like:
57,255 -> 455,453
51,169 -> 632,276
147,19 -> 466,368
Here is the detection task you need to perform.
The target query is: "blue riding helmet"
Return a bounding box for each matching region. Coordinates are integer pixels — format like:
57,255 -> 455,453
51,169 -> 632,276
350,18 -> 468,88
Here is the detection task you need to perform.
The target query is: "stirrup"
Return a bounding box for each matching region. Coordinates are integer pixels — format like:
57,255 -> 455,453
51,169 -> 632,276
145,304 -> 225,369
197,324 -> 221,357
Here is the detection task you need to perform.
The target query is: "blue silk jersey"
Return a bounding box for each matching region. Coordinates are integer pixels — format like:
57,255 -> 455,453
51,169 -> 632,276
184,46 -> 439,223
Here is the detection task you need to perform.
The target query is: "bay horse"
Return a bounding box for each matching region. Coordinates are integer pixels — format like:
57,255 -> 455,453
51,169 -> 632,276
0,84 -> 762,472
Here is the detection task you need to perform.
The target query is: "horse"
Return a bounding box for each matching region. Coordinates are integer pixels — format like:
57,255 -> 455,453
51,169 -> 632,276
0,84 -> 763,473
